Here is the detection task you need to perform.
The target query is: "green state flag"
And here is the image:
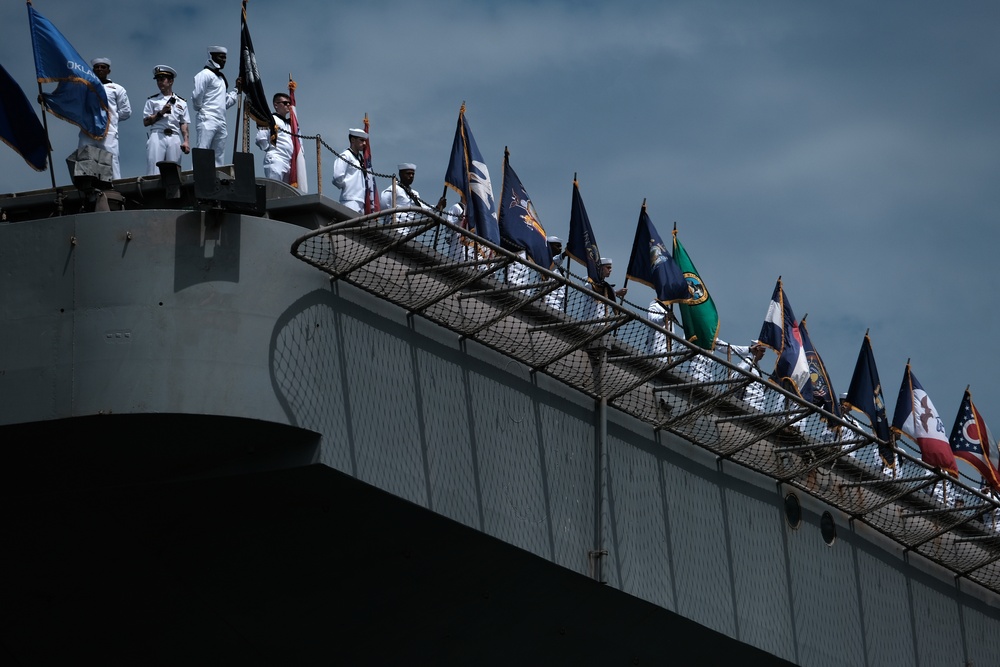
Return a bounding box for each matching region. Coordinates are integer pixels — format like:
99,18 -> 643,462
673,229 -> 719,350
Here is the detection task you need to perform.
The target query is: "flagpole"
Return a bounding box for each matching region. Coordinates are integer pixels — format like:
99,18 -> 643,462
34,81 -> 57,189
441,100 -> 467,208
27,0 -> 56,189
232,94 -> 244,163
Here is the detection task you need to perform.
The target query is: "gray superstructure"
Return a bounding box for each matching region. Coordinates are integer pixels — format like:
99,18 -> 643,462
1,163 -> 998,665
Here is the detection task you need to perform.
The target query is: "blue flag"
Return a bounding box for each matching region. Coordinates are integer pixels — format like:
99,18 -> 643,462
28,2 -> 108,140
844,333 -> 892,452
625,205 -> 690,304
498,150 -> 551,267
565,178 -> 602,284
444,104 -> 499,245
0,62 -> 48,171
758,278 -> 813,402
799,315 -> 840,419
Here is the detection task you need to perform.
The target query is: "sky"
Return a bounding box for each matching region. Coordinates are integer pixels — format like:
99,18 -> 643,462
2,1 -> 999,474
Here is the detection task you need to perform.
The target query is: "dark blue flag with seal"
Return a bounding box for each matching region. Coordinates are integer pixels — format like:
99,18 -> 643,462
498,149 -> 551,267
444,104 -> 499,245
0,62 -> 48,171
27,1 -> 108,140
625,204 -> 690,305
565,177 -> 602,284
799,315 -> 840,420
844,332 -> 894,466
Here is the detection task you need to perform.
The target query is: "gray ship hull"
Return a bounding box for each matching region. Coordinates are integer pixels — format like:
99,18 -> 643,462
1,182 -> 998,665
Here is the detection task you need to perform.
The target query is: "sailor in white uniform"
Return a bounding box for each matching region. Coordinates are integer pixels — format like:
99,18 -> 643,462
646,299 -> 675,357
78,57 -> 131,179
255,93 -> 293,183
380,163 -> 432,234
142,65 -> 190,176
379,163 -> 423,210
191,46 -> 239,167
714,339 -> 768,410
332,128 -> 373,213
542,235 -> 567,311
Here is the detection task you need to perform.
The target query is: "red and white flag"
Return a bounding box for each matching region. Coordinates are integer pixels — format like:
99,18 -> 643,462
287,76 -> 307,193
891,364 -> 958,474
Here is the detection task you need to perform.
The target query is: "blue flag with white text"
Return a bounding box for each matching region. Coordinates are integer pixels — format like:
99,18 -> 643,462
625,205 -> 690,304
498,150 -> 552,267
565,178 -> 602,284
28,2 -> 108,140
0,62 -> 48,171
758,279 -> 813,402
444,104 -> 499,245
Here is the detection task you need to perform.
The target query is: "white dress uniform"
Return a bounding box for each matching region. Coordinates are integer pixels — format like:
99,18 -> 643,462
380,180 -> 429,235
78,80 -> 131,179
645,299 -> 674,357
714,340 -> 766,411
379,181 -> 425,211
542,252 -> 567,311
191,60 -> 237,166
332,149 -> 369,213
143,92 -> 189,176
506,250 -> 530,287
255,115 -> 292,182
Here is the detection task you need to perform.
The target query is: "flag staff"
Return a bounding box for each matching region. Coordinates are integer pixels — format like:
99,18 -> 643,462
27,0 -> 56,189
34,81 -> 57,189
232,1 -> 252,161
619,198 -> 646,302
441,100 -> 466,205
565,171 -> 591,307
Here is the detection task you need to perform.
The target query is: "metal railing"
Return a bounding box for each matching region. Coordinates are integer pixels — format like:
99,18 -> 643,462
291,206 -> 1000,595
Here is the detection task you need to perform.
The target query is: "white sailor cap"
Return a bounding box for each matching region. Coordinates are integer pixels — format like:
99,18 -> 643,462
91,57 -> 111,67
546,235 -> 562,244
348,128 -> 369,139
599,257 -> 612,266
398,163 -> 416,172
153,65 -> 177,79
207,45 -> 228,55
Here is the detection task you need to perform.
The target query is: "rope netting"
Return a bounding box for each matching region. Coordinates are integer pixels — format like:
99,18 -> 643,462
291,206 -> 1000,594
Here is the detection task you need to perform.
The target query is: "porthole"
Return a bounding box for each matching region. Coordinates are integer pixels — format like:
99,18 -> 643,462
821,511 -> 837,546
784,493 -> 802,529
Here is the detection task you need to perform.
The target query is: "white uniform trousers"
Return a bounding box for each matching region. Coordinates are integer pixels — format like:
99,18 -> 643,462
146,130 -> 182,176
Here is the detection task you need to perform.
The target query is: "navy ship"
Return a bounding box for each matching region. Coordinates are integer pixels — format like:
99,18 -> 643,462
1,152 -> 998,665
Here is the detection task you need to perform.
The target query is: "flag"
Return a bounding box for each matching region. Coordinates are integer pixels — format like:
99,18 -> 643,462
799,315 -> 840,419
949,388 -> 1000,490
239,0 -> 275,143
891,363 -> 958,474
498,149 -> 550,267
287,76 -> 307,193
844,332 -> 894,465
673,228 -> 719,350
444,104 -> 499,245
565,177 -> 602,284
0,62 -> 48,171
27,2 -> 108,140
757,278 -> 813,402
362,114 -> 379,214
625,204 -> 690,305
